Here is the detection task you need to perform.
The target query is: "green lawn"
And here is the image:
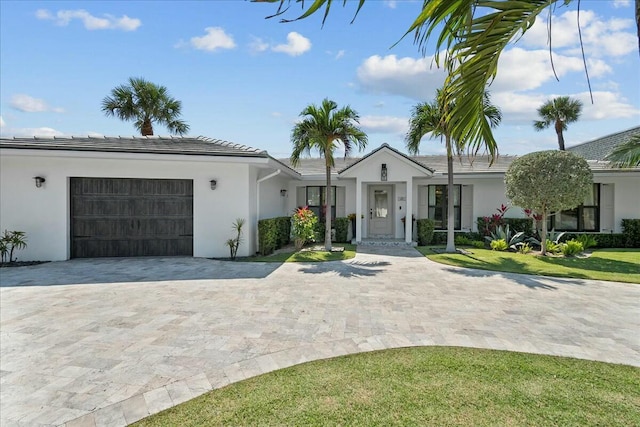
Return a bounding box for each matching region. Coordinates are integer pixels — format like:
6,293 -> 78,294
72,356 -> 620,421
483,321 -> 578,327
248,244 -> 356,262
418,247 -> 640,284
134,347 -> 640,427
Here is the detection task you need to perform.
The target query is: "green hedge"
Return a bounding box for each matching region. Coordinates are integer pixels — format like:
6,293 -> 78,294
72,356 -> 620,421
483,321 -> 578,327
416,219 -> 435,246
258,216 -> 291,256
334,217 -> 350,243
622,219 -> 640,248
476,217 -> 533,236
561,233 -> 626,249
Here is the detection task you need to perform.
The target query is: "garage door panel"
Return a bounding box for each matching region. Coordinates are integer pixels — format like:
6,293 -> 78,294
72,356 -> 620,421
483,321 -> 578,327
71,178 -> 193,258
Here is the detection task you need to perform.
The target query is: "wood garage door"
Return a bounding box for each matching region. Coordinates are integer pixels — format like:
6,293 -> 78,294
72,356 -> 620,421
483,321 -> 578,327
71,178 -> 193,258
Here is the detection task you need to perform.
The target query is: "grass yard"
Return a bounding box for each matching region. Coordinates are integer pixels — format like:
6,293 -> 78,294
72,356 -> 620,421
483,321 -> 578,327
249,244 -> 356,262
418,247 -> 640,284
134,347 -> 640,427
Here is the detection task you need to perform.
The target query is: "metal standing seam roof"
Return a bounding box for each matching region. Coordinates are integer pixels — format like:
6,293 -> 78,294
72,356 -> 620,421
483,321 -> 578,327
0,135 -> 269,158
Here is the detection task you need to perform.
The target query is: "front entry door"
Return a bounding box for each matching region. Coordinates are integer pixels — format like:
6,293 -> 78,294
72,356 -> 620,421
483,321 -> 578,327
368,185 -> 393,237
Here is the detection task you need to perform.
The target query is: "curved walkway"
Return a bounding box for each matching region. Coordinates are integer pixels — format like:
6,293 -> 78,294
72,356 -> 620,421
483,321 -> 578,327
1,247 -> 638,427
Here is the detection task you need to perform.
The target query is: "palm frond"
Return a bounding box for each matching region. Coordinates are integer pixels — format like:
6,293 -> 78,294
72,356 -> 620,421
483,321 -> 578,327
604,135 -> 640,168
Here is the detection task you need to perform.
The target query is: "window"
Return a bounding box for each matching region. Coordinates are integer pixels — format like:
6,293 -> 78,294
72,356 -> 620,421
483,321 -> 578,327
549,184 -> 600,231
428,185 -> 461,230
306,186 -> 336,222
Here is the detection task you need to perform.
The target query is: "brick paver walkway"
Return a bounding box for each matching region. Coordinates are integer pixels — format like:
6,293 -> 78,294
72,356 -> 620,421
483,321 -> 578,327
1,246 -> 638,426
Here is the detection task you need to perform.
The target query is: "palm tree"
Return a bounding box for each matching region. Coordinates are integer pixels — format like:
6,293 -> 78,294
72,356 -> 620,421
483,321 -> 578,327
406,88 -> 502,253
605,135 -> 640,168
260,0 -> 639,154
290,98 -> 368,251
102,77 -> 189,136
533,96 -> 583,151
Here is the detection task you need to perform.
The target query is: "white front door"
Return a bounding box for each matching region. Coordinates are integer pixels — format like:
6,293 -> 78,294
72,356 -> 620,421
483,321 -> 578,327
368,185 -> 393,237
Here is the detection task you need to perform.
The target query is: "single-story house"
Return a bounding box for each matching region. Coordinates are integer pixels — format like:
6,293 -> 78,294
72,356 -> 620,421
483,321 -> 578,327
1,126 -> 638,261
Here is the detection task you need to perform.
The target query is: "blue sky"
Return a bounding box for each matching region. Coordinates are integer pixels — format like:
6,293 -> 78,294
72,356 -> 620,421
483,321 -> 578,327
1,0 -> 638,158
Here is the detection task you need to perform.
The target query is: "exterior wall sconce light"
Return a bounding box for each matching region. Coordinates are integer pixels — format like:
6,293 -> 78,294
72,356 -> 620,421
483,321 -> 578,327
34,176 -> 46,188
381,163 -> 387,181
280,189 -> 287,197
210,179 -> 217,190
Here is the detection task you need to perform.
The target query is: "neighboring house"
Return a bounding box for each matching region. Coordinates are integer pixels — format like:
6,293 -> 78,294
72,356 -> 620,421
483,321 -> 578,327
1,127 -> 639,261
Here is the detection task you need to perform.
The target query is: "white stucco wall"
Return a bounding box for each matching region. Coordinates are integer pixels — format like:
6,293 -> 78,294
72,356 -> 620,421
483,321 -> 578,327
0,150 -> 262,261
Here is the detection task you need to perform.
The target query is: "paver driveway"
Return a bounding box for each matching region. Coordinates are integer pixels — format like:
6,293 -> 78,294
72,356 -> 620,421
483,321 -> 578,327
1,246 -> 639,427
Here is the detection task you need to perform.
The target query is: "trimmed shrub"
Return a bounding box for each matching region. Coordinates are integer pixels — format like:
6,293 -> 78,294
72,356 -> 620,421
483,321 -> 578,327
454,235 -> 473,246
258,216 -> 292,256
258,219 -> 279,256
592,233 -> 626,248
622,219 -> 640,248
416,219 -> 435,246
576,234 -> 598,250
503,218 -> 534,236
472,240 -> 485,249
334,217 -> 350,243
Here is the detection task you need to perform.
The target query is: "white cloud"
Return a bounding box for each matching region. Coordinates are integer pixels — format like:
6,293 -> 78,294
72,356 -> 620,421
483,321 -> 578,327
10,94 -> 64,113
491,47 -> 611,92
356,54 -> 446,100
519,10 -> 636,57
0,126 -> 65,138
272,32 -> 311,56
374,101 -> 385,109
360,115 -> 408,135
578,91 -> 640,120
36,9 -> 141,31
383,1 -> 397,9
335,50 -> 345,60
271,112 -> 282,117
613,0 -> 631,7
189,27 -> 236,52
249,36 -> 269,53
0,116 -> 5,128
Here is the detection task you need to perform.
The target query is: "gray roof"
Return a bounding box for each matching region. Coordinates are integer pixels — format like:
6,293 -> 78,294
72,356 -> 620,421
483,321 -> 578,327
567,126 -> 640,160
279,153 -> 518,175
0,135 -> 268,158
338,143 -> 435,174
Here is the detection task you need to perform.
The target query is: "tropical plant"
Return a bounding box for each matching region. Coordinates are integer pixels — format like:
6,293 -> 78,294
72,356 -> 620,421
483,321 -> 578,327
289,98 -> 367,251
102,77 -> 189,136
576,234 -> 598,250
292,206 -> 318,250
533,96 -> 583,151
545,240 -> 562,255
406,88 -> 501,253
561,239 -> 584,256
505,150 -> 592,255
454,235 -> 473,246
478,204 -> 510,236
490,239 -> 508,251
472,240 -> 485,249
0,230 -> 27,263
604,135 -> 640,168
225,218 -> 245,260
257,1 -> 640,156
517,242 -> 532,254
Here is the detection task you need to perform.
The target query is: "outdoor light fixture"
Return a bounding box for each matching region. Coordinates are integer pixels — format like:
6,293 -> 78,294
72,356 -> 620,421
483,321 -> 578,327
280,189 -> 287,197
210,179 -> 217,190
34,176 -> 46,188
381,163 -> 387,181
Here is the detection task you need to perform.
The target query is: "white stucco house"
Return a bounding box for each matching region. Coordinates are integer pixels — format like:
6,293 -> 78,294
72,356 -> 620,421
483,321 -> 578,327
1,126 -> 639,261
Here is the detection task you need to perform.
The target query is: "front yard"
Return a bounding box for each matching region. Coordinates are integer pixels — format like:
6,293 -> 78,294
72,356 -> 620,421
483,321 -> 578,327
418,247 -> 640,284
134,347 -> 640,427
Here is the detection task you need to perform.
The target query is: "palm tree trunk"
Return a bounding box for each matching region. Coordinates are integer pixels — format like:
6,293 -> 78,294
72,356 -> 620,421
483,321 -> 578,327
555,120 -> 565,150
142,119 -> 154,136
445,134 -> 456,253
324,150 -> 333,252
541,210 -> 548,256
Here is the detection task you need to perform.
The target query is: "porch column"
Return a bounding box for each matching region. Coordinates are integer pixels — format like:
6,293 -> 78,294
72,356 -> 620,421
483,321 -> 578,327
405,178 -> 413,243
355,178 -> 362,242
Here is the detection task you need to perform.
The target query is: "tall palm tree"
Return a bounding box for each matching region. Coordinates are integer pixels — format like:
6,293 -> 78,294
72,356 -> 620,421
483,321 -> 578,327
533,96 -> 583,151
406,88 -> 502,253
290,98 -> 368,251
259,0 -> 639,154
605,135 -> 640,168
102,77 -> 189,136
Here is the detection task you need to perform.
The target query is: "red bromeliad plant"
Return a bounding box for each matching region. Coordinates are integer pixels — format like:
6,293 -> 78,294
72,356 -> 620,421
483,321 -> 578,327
479,204 -> 509,236
523,208 -> 544,237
